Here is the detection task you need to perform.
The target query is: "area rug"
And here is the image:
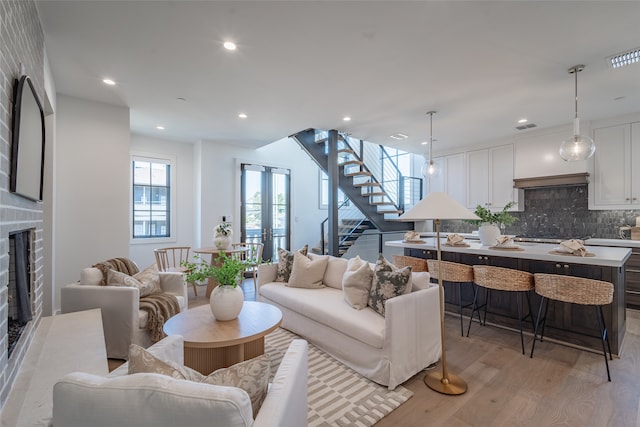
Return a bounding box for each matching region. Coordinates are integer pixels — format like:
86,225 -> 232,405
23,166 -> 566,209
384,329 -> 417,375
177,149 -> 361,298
265,328 -> 413,427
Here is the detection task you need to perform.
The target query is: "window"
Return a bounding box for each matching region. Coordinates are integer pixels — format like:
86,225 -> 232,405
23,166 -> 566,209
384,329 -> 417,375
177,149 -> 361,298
132,157 -> 171,238
319,170 -> 346,209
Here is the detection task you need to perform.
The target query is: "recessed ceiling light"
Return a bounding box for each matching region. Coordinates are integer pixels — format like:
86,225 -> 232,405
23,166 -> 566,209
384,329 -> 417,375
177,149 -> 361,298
156,125 -> 165,130
343,116 -> 351,122
238,113 -> 248,119
518,118 -> 528,124
421,141 -> 428,145
389,133 -> 408,140
224,41 -> 237,51
606,47 -> 640,69
102,78 -> 116,85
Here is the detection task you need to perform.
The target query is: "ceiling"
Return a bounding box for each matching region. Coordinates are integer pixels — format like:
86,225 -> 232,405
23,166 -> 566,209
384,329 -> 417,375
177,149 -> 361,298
36,1 -> 640,154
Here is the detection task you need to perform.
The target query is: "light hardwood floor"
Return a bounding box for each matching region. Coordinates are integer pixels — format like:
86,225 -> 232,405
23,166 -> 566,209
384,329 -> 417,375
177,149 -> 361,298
169,281 -> 640,426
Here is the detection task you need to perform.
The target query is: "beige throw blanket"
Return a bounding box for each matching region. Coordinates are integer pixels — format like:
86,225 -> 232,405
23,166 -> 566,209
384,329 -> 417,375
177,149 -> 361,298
93,257 -> 140,285
139,293 -> 181,342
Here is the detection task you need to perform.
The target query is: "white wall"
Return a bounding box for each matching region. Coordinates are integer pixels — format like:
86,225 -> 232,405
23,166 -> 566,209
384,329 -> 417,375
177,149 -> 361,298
129,134 -> 195,268
53,95 -> 130,312
196,137 -> 326,251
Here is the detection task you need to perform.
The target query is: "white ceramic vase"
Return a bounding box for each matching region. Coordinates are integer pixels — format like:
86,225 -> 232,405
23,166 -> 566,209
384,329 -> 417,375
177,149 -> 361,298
214,235 -> 232,250
478,223 -> 500,246
210,285 -> 244,321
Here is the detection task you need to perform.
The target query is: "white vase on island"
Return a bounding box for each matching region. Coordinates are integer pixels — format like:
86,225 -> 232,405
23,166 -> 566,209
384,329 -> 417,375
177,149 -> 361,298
478,223 -> 500,246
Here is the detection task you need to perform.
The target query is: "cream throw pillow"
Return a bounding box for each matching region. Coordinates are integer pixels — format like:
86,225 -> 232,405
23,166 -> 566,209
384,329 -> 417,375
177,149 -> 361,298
342,256 -> 374,309
274,245 -> 309,282
107,265 -> 161,297
368,254 -> 412,317
128,344 -> 270,418
286,251 -> 328,289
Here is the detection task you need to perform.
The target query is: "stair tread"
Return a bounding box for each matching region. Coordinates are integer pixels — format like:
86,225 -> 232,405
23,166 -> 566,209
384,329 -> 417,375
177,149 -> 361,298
337,148 -> 355,154
378,210 -> 403,214
339,160 -> 364,166
370,201 -> 395,205
362,192 -> 387,197
344,171 -> 372,177
354,182 -> 382,187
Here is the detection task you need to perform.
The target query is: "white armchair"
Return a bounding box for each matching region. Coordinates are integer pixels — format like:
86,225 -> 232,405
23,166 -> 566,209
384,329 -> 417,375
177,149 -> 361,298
61,271 -> 188,359
53,336 -> 309,427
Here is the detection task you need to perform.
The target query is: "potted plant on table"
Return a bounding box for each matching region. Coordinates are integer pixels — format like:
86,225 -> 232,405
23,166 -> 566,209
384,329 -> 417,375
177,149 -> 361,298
466,202 -> 517,245
183,253 -> 247,321
213,222 -> 233,250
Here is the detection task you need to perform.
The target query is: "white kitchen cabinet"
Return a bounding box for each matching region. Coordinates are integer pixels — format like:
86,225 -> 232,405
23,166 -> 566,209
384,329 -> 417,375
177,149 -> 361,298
466,144 -> 521,211
428,152 -> 466,206
590,122 -> 640,209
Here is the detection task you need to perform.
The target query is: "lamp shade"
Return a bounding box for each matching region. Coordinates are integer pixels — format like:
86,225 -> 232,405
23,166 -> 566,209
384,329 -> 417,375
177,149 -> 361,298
399,192 -> 479,221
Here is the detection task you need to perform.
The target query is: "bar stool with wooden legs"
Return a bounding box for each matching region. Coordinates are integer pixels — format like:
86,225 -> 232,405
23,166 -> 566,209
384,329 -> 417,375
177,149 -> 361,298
426,260 -> 474,337
530,273 -> 614,381
392,255 -> 428,272
467,265 -> 534,354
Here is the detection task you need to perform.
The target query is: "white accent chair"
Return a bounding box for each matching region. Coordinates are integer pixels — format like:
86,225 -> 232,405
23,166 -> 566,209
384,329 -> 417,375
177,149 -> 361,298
53,336 -> 309,427
61,269 -> 188,359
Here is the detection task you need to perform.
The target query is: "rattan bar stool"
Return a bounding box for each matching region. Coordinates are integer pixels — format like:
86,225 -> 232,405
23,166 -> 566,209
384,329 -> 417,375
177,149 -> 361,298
530,273 -> 614,381
467,265 -> 534,354
426,260 -> 474,336
392,255 -> 428,272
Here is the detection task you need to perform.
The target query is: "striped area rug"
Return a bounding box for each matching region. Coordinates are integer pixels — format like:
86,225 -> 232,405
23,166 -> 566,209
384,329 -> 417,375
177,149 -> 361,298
265,328 -> 413,427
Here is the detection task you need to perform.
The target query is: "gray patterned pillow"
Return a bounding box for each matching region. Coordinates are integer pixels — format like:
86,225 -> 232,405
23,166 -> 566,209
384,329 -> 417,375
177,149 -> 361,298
368,254 -> 412,316
128,344 -> 270,418
274,245 -> 308,282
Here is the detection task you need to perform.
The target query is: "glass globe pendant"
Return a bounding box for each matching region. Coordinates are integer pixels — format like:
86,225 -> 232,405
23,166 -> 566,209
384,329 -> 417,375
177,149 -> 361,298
559,65 -> 595,162
422,111 -> 438,177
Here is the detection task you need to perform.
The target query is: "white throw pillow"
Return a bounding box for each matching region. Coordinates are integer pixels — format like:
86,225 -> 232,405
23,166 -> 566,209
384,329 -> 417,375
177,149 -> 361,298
411,271 -> 431,291
107,268 -> 159,297
342,256 -> 374,309
286,251 -> 328,289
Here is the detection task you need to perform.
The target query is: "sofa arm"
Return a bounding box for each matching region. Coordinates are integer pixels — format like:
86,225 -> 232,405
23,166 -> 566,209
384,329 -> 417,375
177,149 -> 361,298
159,271 -> 188,301
254,339 -> 308,427
257,263 -> 278,288
384,286 -> 442,390
61,284 -> 139,360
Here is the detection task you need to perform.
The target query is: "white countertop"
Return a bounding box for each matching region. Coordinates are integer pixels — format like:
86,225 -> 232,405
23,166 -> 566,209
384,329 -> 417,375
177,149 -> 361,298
585,238 -> 640,249
387,238 -> 631,267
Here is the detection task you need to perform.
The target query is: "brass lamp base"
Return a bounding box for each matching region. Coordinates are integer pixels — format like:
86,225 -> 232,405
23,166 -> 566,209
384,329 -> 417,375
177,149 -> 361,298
424,371 -> 468,395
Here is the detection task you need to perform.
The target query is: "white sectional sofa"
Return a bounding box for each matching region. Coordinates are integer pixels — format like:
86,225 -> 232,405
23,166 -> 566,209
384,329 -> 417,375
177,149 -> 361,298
53,335 -> 309,427
258,254 -> 441,390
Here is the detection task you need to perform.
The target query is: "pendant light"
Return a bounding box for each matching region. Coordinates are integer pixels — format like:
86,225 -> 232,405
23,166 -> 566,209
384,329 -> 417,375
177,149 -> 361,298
421,111 -> 437,177
559,65 -> 595,161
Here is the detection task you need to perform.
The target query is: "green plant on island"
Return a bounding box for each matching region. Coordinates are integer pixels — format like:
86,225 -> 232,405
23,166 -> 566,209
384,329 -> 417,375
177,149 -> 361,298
466,201 -> 517,227
181,253 -> 247,288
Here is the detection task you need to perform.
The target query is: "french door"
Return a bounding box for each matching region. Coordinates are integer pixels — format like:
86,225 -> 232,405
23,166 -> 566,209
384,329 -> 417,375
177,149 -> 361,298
240,164 -> 290,261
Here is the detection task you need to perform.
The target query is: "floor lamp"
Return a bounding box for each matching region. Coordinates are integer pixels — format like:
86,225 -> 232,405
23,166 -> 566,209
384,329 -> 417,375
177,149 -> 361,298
399,192 -> 479,395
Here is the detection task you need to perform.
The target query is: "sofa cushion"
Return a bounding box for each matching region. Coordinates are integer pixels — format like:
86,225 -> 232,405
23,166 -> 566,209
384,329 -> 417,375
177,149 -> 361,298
368,255 -> 412,317
107,266 -> 160,298
342,256 -> 374,309
260,283 -> 385,348
308,254 -> 348,289
274,245 -> 308,282
80,267 -> 103,285
128,344 -> 270,418
411,272 -> 431,291
286,251 -> 328,289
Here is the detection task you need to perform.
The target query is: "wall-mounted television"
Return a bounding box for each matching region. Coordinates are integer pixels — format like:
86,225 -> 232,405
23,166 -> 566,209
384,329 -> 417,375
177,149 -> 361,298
10,75 -> 45,202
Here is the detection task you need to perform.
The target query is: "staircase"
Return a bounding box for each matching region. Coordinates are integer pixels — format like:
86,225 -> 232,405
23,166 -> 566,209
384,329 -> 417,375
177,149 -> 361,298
291,128 -> 422,256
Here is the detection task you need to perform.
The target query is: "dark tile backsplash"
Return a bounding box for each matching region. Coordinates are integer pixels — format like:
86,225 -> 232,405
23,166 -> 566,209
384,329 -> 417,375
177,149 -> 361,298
442,185 -> 640,239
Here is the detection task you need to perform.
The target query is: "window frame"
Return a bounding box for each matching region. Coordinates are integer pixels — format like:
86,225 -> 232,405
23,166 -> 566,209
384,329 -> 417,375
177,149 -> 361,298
129,153 -> 177,244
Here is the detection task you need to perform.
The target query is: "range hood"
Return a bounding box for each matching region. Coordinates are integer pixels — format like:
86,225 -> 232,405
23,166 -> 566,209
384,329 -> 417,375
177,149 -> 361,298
513,173 -> 589,189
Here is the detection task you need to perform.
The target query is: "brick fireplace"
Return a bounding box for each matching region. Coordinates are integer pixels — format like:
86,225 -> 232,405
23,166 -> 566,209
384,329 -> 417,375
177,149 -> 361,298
0,0 -> 45,410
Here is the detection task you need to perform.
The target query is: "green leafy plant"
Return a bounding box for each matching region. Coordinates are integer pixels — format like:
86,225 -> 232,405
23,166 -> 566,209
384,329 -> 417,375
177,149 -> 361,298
215,222 -> 233,237
181,253 -> 247,287
466,201 -> 517,227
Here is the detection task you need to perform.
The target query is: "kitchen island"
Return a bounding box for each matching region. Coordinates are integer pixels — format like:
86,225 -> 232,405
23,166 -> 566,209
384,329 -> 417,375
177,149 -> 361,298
387,239 -> 631,355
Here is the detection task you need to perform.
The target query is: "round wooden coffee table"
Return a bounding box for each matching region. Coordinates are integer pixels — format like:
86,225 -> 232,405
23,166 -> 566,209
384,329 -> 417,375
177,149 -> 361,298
163,301 -> 282,374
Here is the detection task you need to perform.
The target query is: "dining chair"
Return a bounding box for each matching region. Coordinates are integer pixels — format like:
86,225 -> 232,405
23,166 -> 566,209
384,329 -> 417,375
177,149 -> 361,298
232,242 -> 264,292
154,246 -> 197,296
